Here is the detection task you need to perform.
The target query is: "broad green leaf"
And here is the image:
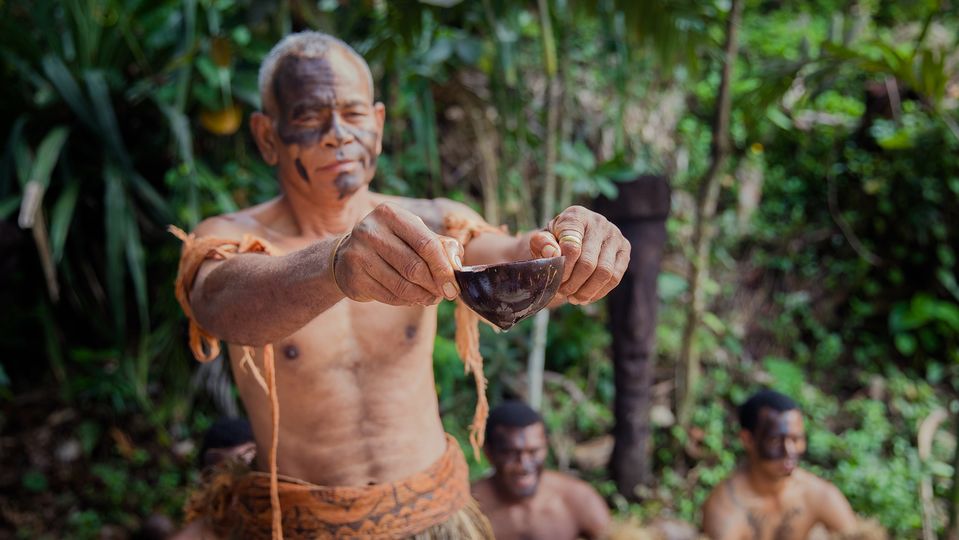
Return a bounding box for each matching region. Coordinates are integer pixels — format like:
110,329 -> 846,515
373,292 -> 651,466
50,177 -> 80,263
763,356 -> 804,398
894,333 -> 917,356
30,127 -> 69,189
702,312 -> 726,335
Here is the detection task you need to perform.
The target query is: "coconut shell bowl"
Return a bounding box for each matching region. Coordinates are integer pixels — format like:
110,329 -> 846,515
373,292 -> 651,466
453,256 -> 565,331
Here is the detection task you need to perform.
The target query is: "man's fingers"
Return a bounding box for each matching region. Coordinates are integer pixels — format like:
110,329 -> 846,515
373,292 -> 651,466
559,230 -> 602,298
363,253 -> 441,306
373,230 -> 446,298
384,205 -> 460,299
529,230 -> 561,259
595,247 -> 631,300
549,211 -> 588,282
441,237 -> 464,270
569,237 -> 618,303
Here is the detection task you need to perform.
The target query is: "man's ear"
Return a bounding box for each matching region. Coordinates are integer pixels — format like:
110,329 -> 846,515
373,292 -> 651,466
739,429 -> 753,451
250,112 -> 279,165
373,101 -> 386,155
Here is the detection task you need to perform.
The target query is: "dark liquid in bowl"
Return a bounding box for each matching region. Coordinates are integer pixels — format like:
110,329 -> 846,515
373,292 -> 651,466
453,256 -> 565,330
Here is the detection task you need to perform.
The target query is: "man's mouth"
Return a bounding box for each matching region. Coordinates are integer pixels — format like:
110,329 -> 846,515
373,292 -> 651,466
514,471 -> 537,489
318,159 -> 359,173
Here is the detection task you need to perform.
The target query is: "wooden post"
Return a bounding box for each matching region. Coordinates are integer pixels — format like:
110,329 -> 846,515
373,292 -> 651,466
594,174 -> 671,499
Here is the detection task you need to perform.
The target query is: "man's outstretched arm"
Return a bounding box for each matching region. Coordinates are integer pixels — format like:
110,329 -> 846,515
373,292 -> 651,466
189,203 -> 462,345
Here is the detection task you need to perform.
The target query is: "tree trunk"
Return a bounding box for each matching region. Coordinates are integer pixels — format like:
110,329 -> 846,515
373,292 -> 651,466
949,409 -> 959,540
528,0 -> 560,410
595,175 -> 670,500
676,0 -> 743,428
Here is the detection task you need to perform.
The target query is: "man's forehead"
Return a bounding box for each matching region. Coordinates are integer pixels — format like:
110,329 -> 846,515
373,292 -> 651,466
495,423 -> 546,445
275,50 -> 372,101
757,408 -> 804,430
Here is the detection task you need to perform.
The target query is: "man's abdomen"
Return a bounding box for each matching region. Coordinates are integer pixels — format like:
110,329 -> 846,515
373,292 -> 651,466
228,302 -> 448,487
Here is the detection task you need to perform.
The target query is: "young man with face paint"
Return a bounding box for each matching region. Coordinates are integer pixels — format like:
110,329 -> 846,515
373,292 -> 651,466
471,401 -> 611,540
702,390 -> 858,540
171,31 -> 630,540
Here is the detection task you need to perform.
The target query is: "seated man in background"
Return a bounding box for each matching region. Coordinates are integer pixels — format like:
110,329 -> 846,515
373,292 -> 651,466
702,390 -> 861,540
472,401 -> 611,540
196,417 -> 256,469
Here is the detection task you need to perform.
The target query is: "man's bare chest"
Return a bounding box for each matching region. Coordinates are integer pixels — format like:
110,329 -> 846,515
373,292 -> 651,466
741,504 -> 815,540
495,500 -> 579,540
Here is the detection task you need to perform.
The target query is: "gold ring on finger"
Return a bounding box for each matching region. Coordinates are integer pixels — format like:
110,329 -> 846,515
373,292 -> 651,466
558,234 -> 583,245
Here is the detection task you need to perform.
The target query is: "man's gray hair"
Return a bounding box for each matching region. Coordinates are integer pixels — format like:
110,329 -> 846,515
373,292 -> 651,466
258,31 -> 374,116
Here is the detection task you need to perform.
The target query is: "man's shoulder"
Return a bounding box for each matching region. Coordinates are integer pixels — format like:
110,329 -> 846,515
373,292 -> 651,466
794,467 -> 836,491
469,476 -> 496,506
702,474 -> 750,539
193,199 -> 282,240
794,468 -> 847,503
373,193 -> 483,231
542,471 -> 603,508
704,473 -> 744,514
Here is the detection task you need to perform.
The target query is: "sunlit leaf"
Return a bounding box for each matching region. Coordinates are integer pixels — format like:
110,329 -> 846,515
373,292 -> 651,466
50,177 -> 80,263
30,127 -> 69,189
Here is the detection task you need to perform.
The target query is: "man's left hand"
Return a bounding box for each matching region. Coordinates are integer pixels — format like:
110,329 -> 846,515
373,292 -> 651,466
528,205 -> 630,304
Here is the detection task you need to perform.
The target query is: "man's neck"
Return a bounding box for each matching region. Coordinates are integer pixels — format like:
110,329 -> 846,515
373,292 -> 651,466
282,184 -> 375,238
744,462 -> 790,499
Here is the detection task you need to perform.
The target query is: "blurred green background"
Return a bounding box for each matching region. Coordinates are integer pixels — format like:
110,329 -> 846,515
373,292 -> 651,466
1,0 -> 957,538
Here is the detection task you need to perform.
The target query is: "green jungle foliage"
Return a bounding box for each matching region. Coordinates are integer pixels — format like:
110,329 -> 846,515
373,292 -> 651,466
0,0 -> 957,538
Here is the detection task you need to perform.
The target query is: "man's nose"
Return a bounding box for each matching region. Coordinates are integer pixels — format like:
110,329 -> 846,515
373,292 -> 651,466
784,439 -> 799,456
321,113 -> 354,148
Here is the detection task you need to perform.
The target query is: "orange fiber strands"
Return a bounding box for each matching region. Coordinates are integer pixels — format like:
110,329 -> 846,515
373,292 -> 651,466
443,214 -> 507,460
169,226 -> 284,540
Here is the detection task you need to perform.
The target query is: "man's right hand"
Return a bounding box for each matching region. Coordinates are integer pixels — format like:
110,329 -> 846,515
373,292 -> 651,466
334,203 -> 463,306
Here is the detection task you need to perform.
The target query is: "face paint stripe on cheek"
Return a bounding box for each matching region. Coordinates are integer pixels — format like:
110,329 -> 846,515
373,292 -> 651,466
295,158 -> 310,184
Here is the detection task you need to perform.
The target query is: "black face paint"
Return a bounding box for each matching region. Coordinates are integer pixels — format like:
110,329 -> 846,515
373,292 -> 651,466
271,54 -> 382,199
295,158 -> 310,184
404,325 -> 417,340
754,410 -> 802,461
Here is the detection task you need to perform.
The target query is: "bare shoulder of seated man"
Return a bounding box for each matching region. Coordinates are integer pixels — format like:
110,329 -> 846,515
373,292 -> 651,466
472,401 -> 611,540
702,390 -> 858,540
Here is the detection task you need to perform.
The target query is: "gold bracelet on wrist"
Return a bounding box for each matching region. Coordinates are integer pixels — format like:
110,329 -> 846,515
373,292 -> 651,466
329,232 -> 351,297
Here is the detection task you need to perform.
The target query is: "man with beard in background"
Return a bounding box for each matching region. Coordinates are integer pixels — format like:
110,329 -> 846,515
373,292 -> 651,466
702,390 -> 859,540
472,401 -> 611,540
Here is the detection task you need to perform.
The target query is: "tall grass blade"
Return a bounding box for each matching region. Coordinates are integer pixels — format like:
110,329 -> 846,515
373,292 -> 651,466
104,164 -> 127,340
41,55 -> 96,128
31,127 -> 70,189
50,176 -> 80,263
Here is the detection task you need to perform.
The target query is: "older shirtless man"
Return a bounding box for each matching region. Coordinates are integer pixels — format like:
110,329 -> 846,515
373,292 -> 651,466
472,401 -> 611,540
172,31 -> 629,539
702,390 -> 858,540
